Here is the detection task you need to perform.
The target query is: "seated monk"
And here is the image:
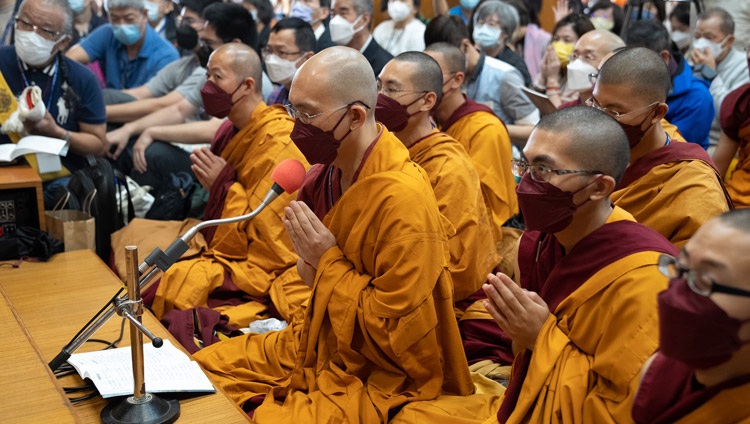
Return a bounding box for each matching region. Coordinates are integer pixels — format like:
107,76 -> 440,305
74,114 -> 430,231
590,47 -> 732,248
713,83 -> 750,208
192,46 -> 474,422
113,43 -> 309,342
374,51 -> 498,310
632,209 -> 750,423
425,42 -> 518,247
402,106 -> 679,422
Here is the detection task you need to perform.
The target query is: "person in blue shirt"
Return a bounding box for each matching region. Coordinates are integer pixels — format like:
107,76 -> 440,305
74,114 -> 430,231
625,19 -> 714,149
66,0 -> 178,89
0,0 -> 106,206
448,0 -> 478,25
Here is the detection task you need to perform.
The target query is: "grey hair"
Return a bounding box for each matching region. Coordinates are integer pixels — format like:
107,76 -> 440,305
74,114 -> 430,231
475,0 -> 519,40
107,0 -> 146,11
20,0 -> 73,35
351,0 -> 373,17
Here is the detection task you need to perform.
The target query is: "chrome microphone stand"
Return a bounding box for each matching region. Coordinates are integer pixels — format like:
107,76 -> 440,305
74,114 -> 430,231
100,246 -> 179,424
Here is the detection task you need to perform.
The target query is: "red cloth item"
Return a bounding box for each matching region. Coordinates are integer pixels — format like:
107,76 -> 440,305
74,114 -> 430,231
632,353 -> 750,424
441,95 -> 497,132
720,83 -> 750,141
200,120 -> 239,243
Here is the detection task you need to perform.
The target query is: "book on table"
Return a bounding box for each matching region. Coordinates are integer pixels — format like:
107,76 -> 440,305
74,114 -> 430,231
67,340 -> 216,398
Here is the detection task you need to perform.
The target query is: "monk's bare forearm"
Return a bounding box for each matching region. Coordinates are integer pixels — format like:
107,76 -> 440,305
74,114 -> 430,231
507,124 -> 533,148
712,131 -> 740,179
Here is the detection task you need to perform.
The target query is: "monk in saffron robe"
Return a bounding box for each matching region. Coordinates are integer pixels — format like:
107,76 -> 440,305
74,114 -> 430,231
631,209 -> 750,423
466,106 -> 677,423
193,47 -> 473,423
713,83 -> 750,208
424,43 -> 518,243
375,52 -> 497,308
117,44 -> 309,333
590,47 -> 731,249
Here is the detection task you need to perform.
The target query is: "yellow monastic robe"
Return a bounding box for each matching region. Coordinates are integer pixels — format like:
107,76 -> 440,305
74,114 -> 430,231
724,115 -> 750,208
612,140 -> 731,249
491,208 -> 675,424
672,384 -> 750,423
194,127 -> 474,423
408,130 -> 498,303
148,103 -> 309,326
441,108 -> 518,242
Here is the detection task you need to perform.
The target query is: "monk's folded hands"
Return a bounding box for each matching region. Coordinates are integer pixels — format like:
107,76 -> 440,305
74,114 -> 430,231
283,200 -> 337,268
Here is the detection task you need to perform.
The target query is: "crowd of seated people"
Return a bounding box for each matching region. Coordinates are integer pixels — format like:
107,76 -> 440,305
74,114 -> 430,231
2,0 -> 749,421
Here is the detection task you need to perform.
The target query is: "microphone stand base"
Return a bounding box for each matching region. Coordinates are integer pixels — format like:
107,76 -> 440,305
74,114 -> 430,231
101,393 -> 180,424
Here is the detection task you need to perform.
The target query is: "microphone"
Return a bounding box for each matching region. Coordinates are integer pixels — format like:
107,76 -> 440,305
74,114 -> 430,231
48,159 -> 306,371
139,158 -> 306,274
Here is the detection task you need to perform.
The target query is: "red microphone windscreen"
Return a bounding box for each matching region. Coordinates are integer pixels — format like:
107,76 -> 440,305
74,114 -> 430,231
272,159 -> 306,193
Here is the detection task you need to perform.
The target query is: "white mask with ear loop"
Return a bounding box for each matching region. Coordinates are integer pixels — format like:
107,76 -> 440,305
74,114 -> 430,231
15,30 -> 64,66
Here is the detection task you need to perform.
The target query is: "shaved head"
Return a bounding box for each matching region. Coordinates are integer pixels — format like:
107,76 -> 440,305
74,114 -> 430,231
293,46 -> 377,114
716,209 -> 750,234
578,29 -> 625,56
597,47 -> 671,104
392,52 -> 443,101
424,42 -> 466,73
212,43 -> 263,93
535,106 -> 630,183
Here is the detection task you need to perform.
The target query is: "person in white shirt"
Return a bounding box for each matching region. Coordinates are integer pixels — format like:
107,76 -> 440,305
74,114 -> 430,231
691,7 -> 750,148
373,0 -> 425,56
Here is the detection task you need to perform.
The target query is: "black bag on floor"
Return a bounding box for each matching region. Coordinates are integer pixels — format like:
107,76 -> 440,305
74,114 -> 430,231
145,172 -> 196,221
64,156 -> 134,262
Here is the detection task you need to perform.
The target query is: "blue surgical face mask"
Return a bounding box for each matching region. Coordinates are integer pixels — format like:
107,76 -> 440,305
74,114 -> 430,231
473,24 -> 501,48
289,2 -> 314,24
460,0 -> 479,10
145,1 -> 162,22
68,0 -> 85,14
112,23 -> 142,45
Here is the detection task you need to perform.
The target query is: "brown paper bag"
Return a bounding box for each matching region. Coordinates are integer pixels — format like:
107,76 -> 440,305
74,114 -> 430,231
45,191 -> 96,252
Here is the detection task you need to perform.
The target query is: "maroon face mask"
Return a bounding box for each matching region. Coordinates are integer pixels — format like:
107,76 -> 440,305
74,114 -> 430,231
200,80 -> 244,119
289,106 -> 352,165
618,106 -> 657,149
374,93 -> 424,132
658,278 -> 750,369
515,173 -> 598,233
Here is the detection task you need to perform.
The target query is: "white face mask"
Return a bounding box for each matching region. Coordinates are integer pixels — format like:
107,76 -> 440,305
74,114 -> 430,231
566,58 -> 598,92
473,24 -> 501,49
330,14 -> 363,45
145,1 -> 163,22
15,29 -> 62,67
671,30 -> 691,51
265,53 -> 303,85
693,36 -> 728,58
387,1 -> 411,23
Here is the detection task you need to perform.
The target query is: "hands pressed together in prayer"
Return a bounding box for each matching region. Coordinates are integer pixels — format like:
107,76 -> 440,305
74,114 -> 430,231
283,201 -> 337,287
191,147 -> 227,190
483,272 -> 550,352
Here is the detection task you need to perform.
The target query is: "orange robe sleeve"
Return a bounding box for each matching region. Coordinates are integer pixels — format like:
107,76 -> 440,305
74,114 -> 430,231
194,129 -> 473,423
444,111 -> 518,241
612,157 -> 730,249
408,130 -> 499,303
503,252 -> 669,423
151,103 -> 310,326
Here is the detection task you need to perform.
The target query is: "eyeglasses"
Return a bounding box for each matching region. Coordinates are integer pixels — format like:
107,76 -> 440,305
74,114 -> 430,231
658,254 -> 750,298
261,46 -> 303,60
284,100 -> 370,124
511,159 -> 602,183
14,17 -> 63,41
585,97 -> 659,120
376,80 -> 428,98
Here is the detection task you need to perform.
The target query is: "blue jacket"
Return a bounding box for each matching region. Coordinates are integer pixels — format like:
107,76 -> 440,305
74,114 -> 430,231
666,56 -> 714,149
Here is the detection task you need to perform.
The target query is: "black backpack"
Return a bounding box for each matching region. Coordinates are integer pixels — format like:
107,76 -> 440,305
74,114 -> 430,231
64,156 -> 134,262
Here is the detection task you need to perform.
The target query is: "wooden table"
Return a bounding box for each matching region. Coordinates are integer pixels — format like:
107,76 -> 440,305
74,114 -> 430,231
0,250 -> 250,423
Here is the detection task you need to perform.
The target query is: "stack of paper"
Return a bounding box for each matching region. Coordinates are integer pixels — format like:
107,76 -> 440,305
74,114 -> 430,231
67,340 -> 215,398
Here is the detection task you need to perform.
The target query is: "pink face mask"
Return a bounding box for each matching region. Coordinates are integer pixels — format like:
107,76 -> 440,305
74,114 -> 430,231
658,279 -> 750,369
